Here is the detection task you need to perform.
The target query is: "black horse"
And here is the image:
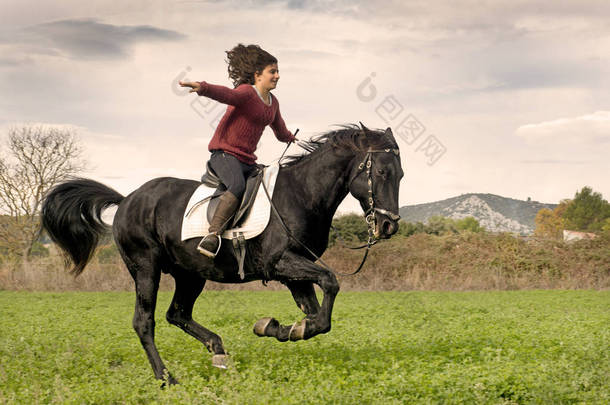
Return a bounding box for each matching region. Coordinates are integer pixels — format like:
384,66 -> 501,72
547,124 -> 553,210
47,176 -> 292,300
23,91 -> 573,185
41,124 -> 403,384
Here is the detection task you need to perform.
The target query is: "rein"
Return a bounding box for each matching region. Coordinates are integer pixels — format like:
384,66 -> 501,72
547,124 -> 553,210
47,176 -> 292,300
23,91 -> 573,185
278,128 -> 299,162
263,143 -> 400,277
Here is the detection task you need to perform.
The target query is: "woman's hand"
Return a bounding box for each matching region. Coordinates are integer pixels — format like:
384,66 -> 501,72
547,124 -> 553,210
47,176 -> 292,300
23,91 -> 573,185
179,81 -> 201,93
291,129 -> 300,143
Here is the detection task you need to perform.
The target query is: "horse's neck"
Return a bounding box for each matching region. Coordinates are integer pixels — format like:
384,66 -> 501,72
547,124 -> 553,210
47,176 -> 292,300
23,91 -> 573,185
282,149 -> 353,219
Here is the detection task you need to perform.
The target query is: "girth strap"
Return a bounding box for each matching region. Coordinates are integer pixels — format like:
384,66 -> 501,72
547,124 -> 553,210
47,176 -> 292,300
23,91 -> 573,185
232,231 -> 247,280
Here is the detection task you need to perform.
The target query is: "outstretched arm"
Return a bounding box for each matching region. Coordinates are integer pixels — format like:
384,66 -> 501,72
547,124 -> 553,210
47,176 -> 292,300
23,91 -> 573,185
270,105 -> 296,143
179,81 -> 250,106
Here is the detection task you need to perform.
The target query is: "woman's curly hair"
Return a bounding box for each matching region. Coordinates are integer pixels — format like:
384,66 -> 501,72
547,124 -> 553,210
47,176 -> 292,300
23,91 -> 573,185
226,44 -> 278,87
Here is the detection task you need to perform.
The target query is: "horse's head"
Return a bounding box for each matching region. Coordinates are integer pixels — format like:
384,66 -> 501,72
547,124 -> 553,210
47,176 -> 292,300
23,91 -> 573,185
347,124 -> 403,239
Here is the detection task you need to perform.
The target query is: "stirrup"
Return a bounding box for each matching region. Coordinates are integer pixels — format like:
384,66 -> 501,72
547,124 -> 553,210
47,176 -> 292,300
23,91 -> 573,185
197,233 -> 222,258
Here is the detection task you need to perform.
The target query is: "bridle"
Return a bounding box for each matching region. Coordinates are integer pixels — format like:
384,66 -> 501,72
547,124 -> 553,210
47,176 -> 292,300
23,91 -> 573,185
346,147 -> 402,250
265,144 -> 401,276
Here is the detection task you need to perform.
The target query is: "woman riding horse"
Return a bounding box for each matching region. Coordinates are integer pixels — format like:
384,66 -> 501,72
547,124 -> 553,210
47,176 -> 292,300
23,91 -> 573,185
42,123 -> 402,383
180,44 -> 297,258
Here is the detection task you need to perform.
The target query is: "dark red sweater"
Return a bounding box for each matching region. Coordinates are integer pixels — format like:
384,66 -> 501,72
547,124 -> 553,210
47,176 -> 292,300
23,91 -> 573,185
196,81 -> 295,164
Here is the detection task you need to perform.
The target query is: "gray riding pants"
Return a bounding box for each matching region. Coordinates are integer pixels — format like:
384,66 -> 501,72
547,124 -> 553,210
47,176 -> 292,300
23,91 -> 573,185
208,151 -> 255,199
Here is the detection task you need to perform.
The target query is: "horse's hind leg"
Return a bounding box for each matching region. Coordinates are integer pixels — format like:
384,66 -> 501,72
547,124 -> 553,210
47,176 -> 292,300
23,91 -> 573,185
124,252 -> 178,385
166,271 -> 228,368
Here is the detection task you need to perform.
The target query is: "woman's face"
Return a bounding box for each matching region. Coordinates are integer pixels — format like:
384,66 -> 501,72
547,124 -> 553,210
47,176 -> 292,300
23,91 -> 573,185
255,63 -> 280,91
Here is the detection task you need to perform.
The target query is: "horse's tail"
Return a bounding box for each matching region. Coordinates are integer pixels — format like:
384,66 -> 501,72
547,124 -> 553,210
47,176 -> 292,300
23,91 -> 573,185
41,178 -> 125,276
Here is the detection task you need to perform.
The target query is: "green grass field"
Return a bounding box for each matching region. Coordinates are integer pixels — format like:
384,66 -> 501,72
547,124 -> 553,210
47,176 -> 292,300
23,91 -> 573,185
1,290 -> 608,404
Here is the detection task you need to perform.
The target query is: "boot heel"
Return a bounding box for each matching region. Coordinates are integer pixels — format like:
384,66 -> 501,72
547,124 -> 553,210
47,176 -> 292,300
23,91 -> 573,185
196,191 -> 239,258
197,234 -> 222,258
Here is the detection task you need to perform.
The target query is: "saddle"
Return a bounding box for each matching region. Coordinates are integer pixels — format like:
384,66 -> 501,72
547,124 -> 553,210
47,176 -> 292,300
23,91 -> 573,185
201,161 -> 264,229
182,162 -> 280,280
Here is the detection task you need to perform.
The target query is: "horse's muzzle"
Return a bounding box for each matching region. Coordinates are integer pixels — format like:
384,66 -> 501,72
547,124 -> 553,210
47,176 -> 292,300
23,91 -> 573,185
375,212 -> 400,239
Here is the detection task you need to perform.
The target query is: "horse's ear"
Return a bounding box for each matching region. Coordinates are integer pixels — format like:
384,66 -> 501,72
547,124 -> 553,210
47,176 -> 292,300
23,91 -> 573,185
385,127 -> 398,146
359,121 -> 370,133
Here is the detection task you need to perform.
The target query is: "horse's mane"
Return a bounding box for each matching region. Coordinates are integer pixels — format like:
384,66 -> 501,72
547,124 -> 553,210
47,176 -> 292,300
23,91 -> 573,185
280,123 -> 398,167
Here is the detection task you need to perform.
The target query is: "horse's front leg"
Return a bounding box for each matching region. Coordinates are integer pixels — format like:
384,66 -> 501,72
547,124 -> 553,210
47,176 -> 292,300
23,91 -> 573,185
286,280 -> 320,316
253,251 -> 339,342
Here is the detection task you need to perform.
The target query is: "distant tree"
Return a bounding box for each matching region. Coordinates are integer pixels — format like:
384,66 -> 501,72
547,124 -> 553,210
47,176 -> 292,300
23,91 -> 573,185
428,216 -> 484,235
398,221 -> 424,237
397,216 -> 484,237
454,216 -> 483,233
0,125 -> 86,260
554,199 -> 571,218
329,214 -> 369,246
425,216 -> 449,235
602,218 -> 610,239
534,208 -> 563,239
562,187 -> 610,232
29,242 -> 50,258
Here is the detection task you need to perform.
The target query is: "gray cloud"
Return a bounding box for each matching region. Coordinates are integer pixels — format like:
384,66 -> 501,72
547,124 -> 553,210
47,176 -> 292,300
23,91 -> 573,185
198,0 -> 360,15
207,0 -> 608,93
1,18 -> 186,61
0,54 -> 37,67
516,111 -> 610,144
1,1 -> 609,205
202,0 -> 610,30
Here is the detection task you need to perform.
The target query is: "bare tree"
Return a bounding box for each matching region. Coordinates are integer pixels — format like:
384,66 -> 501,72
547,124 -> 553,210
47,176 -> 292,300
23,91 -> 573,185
0,125 -> 86,260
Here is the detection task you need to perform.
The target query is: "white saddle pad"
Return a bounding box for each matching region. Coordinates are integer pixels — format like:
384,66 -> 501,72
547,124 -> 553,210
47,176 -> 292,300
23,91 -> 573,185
181,163 -> 280,241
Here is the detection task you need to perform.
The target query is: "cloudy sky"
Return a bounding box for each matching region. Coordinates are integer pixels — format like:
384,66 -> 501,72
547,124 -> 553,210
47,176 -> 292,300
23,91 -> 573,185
1,0 -> 609,213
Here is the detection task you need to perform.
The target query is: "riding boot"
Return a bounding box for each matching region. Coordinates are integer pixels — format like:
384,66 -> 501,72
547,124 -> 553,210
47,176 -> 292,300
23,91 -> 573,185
197,191 -> 240,258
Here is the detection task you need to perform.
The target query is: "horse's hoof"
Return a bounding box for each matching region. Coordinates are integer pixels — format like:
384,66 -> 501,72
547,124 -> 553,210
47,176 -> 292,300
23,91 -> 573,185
160,375 -> 179,388
211,354 -> 229,369
253,317 -> 276,337
288,319 -> 307,341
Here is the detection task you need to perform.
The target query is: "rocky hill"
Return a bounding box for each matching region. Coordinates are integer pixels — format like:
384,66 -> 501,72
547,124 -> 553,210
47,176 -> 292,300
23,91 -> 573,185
399,193 -> 557,235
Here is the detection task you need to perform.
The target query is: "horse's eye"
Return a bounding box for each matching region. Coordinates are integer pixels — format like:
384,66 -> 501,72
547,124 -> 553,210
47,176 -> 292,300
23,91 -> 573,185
377,169 -> 385,176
